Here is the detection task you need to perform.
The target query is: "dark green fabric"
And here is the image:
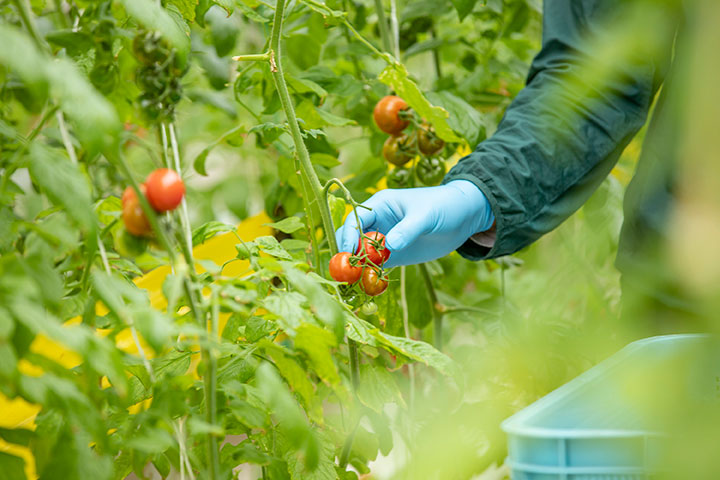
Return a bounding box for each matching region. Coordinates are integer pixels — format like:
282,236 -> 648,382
444,0 -> 680,263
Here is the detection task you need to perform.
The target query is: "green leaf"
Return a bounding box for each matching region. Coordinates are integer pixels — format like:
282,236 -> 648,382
285,268 -> 346,339
295,323 -> 340,386
328,194 -> 346,231
451,0 -> 477,20
311,153 -> 341,168
45,30 -> 94,56
376,332 -> 458,378
259,340 -> 320,420
255,236 -> 293,260
378,64 -> 462,143
357,364 -> 403,412
426,91 -> 486,147
405,265 -> 433,329
220,440 -> 273,467
286,74 -> 328,97
29,145 -> 95,232
262,291 -> 311,333
255,363 -> 320,469
264,216 -> 306,234
192,221 -> 236,245
0,343 -> 18,379
296,100 -> 356,129
0,452 -> 26,480
168,0 -> 198,22
193,125 -> 245,175
279,429 -> 336,480
120,0 -> 191,57
235,0 -> 270,22
0,427 -> 34,446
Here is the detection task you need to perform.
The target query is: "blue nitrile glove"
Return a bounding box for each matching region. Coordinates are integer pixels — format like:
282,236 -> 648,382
335,180 -> 495,267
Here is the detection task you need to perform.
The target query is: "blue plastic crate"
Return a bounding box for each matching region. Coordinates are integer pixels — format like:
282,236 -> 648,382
501,334 -> 720,479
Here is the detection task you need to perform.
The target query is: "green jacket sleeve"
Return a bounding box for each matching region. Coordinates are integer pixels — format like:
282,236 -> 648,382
444,0 -> 673,260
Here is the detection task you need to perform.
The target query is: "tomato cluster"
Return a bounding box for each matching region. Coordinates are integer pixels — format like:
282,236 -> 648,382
329,231 -> 390,297
121,168 -> 186,237
373,96 -> 448,188
132,31 -> 187,122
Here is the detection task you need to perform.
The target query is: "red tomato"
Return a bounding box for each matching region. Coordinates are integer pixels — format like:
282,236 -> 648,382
360,268 -> 388,296
356,231 -> 391,266
145,168 -> 185,212
373,96 -> 409,135
122,184 -> 151,236
329,252 -> 362,284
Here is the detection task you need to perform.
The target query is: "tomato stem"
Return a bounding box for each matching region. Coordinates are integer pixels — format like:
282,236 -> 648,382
419,263 -> 444,351
204,289 -> 221,480
372,0 -> 393,54
232,52 -> 271,62
268,0 -> 338,256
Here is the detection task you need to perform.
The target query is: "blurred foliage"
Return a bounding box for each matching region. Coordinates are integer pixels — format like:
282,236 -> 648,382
1,0 -> 719,479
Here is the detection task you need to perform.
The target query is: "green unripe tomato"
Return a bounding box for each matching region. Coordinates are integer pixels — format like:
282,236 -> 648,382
115,228 -> 149,258
416,157 -> 447,186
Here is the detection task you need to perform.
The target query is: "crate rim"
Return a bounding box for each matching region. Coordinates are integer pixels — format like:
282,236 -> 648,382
501,334 -> 712,436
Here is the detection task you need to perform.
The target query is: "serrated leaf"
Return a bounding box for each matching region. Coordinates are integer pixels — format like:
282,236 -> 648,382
357,364 -> 402,412
259,340 -> 320,419
235,0 -> 270,22
255,363 -> 319,468
426,91 -> 486,147
279,428 -> 336,480
255,236 -> 293,260
264,216 -> 306,234
262,291 -> 310,333
192,221 -> 236,245
296,100 -> 356,129
285,268 -> 345,339
168,0 -> 198,22
378,64 -> 461,143
295,323 -> 340,386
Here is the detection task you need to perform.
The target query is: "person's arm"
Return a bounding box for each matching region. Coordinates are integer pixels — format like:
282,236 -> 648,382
445,0 -> 676,260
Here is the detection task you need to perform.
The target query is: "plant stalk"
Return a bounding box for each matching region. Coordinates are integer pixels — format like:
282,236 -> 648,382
372,0 -> 393,54
268,0 -> 338,255
203,291 -> 221,480
418,263 -> 443,351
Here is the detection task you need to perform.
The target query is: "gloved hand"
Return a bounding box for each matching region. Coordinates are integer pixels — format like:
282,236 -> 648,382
335,180 -> 495,267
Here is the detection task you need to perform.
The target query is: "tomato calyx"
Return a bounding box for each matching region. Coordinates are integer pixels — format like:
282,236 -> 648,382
417,124 -> 445,156
383,134 -> 415,167
416,157 -> 447,186
329,252 -> 363,284
355,231 -> 391,267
